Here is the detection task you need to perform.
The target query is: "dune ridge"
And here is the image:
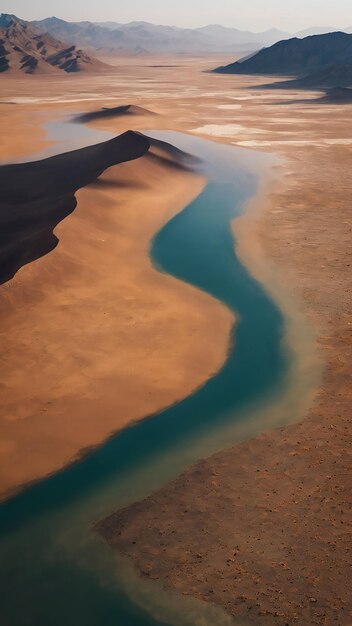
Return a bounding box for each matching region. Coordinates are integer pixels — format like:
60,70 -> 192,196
75,104 -> 156,123
0,126 -> 234,499
0,131 -> 153,285
0,129 -> 197,288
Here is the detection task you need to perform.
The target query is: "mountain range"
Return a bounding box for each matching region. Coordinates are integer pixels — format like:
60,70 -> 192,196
0,14 -> 106,73
2,12 -> 352,90
29,18 -> 284,54
28,16 -> 352,56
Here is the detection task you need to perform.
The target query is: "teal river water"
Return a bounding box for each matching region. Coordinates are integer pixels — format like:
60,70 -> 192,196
0,127 -> 311,626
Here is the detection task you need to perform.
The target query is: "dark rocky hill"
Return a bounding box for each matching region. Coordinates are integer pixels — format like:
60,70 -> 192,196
214,32 -> 352,76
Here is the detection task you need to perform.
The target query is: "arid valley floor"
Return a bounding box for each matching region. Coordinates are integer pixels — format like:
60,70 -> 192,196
1,56 -> 351,625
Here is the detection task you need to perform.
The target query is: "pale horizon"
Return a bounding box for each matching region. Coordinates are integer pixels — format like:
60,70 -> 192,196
0,0 -> 351,32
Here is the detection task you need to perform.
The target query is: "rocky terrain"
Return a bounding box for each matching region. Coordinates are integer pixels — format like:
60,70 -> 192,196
214,31 -> 352,76
0,14 -> 107,74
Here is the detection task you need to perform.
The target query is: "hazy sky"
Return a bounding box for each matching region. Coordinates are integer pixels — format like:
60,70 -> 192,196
0,0 -> 351,31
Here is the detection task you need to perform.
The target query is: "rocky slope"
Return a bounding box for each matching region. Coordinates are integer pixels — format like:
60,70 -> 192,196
214,32 -> 352,75
0,14 -> 107,74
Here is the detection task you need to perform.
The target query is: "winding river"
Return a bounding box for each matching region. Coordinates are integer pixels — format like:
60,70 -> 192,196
0,121 -> 318,626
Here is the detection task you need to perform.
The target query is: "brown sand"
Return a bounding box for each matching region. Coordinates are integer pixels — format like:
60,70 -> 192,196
0,105 -> 52,161
81,60 -> 351,626
0,131 -> 152,285
97,152 -> 352,622
1,58 -> 351,623
0,133 -> 232,498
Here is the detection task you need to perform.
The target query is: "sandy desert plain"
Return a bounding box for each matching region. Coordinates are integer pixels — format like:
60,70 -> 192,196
0,55 -> 351,625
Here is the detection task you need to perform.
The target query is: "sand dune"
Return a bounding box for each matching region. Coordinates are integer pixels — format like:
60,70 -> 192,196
0,131 -> 150,285
0,132 -> 232,499
75,104 -> 157,123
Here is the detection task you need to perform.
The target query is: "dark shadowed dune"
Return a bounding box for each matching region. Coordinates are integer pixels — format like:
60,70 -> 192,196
316,86 -> 352,103
0,131 -> 196,286
257,64 -> 352,91
146,136 -> 201,171
74,104 -> 156,123
0,132 -> 150,285
279,86 -> 352,106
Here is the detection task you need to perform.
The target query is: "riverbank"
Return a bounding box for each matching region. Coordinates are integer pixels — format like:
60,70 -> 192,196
96,130 -> 352,625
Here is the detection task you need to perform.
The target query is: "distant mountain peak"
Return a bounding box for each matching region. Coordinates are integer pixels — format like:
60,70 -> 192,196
27,16 -> 295,55
4,15 -> 351,58
261,27 -> 288,34
0,13 -> 26,28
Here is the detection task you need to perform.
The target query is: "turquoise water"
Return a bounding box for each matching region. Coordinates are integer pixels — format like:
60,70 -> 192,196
0,131 -> 293,626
